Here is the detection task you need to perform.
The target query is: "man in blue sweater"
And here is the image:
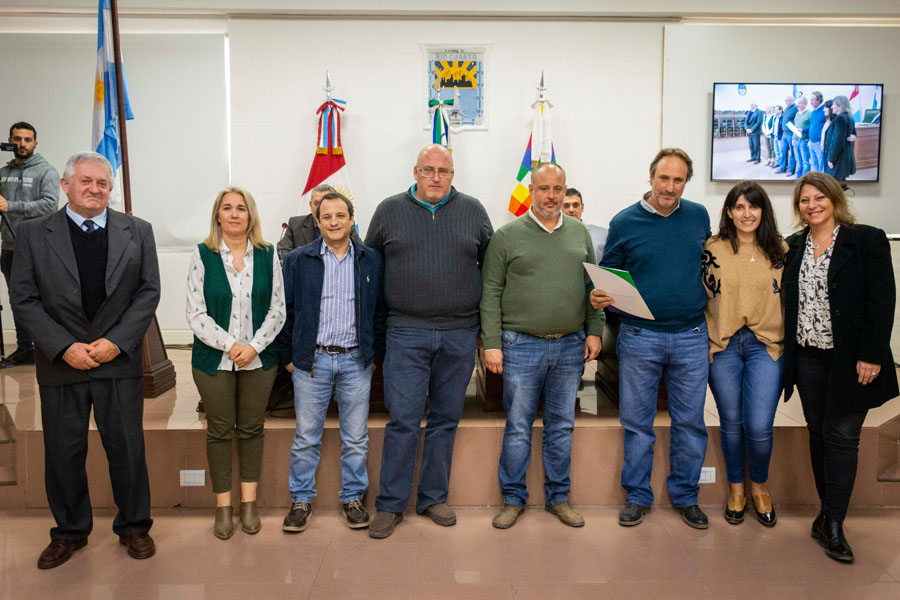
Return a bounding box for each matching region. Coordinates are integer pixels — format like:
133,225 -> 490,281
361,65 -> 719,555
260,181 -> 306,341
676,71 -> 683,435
807,91 -> 826,173
591,148 -> 711,529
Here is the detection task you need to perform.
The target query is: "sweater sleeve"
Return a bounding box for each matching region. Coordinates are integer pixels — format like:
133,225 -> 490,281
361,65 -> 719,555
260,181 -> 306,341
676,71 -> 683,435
479,232 -> 507,350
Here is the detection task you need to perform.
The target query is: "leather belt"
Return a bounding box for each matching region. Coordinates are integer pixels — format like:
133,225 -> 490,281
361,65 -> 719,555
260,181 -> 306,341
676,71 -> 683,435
533,333 -> 567,339
317,345 -> 357,354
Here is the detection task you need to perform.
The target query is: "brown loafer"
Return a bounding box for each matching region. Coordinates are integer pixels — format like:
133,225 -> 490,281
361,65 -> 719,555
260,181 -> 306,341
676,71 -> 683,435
752,492 -> 777,527
37,538 -> 87,569
724,494 -> 746,524
119,532 -> 155,559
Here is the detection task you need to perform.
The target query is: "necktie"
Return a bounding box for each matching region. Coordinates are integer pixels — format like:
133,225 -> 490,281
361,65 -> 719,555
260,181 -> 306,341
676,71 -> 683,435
83,219 -> 96,233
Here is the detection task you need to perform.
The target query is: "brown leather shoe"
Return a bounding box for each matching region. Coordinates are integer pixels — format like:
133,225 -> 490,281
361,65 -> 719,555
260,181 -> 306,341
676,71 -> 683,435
37,538 -> 87,569
119,532 -> 155,559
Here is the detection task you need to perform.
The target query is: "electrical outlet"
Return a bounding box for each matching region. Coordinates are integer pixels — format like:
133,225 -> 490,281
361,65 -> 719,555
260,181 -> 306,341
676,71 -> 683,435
699,467 -> 716,484
180,469 -> 206,487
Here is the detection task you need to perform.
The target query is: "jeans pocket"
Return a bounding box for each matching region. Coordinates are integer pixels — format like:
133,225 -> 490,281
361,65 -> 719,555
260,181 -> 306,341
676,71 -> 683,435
349,347 -> 363,360
620,323 -> 642,337
501,330 -> 519,346
575,330 -> 587,342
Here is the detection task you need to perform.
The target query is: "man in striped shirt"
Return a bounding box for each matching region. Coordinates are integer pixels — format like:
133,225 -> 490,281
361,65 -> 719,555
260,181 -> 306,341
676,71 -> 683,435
278,192 -> 386,533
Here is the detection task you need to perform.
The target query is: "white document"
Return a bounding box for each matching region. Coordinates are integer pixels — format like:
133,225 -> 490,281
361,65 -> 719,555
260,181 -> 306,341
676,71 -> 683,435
583,263 -> 655,321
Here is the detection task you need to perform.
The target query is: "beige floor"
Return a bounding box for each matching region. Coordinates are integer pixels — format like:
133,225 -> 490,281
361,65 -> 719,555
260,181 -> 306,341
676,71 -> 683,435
2,506 -> 900,600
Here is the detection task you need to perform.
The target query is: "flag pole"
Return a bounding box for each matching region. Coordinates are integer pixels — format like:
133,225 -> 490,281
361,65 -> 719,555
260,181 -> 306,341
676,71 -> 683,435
108,0 -> 132,215
104,0 -> 176,398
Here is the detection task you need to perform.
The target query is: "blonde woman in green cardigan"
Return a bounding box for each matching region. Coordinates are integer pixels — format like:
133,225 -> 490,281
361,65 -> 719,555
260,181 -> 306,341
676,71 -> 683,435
187,187 -> 285,539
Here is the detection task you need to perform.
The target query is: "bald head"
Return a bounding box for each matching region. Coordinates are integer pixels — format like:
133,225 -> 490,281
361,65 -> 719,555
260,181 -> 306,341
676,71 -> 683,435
530,162 -> 566,185
416,144 -> 453,167
413,144 -> 455,204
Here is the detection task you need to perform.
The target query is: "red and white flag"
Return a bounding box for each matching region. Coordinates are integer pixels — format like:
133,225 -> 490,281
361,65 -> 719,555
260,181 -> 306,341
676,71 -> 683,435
301,99 -> 354,209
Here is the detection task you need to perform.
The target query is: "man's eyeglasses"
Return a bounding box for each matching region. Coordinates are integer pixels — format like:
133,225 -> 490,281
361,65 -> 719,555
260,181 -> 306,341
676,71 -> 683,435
417,167 -> 454,179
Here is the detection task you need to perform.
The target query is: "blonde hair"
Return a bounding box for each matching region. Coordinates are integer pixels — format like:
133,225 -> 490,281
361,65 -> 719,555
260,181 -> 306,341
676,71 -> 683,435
203,186 -> 269,251
792,172 -> 856,229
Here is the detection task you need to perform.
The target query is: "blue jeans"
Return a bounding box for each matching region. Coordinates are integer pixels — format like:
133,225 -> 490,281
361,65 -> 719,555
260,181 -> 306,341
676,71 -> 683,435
617,322 -> 709,507
375,326 -> 478,514
707,327 -> 782,484
793,137 -> 810,177
498,330 -> 585,508
779,135 -> 795,173
289,348 -> 372,504
808,140 -> 824,172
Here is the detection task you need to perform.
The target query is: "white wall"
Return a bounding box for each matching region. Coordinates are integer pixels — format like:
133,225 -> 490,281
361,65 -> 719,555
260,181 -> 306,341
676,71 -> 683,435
228,18 -> 664,245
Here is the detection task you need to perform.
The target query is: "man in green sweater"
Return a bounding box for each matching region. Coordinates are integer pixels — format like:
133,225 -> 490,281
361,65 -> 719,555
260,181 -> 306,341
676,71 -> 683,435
481,163 -> 604,529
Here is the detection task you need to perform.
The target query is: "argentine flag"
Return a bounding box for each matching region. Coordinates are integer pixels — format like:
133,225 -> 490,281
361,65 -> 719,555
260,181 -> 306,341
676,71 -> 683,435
92,0 -> 133,206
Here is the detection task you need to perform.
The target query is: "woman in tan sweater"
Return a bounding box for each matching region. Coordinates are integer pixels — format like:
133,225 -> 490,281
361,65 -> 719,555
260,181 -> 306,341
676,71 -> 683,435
702,181 -> 787,527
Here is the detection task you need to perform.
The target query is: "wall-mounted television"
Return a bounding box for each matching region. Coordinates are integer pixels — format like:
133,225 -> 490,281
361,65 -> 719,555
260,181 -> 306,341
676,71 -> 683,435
711,83 -> 883,183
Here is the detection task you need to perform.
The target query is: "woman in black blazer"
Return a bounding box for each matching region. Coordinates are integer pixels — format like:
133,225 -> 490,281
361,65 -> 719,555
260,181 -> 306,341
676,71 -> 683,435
825,95 -> 856,181
783,172 -> 898,563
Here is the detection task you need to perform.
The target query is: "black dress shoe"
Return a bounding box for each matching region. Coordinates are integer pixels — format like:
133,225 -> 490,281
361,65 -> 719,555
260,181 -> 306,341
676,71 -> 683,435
0,347 -> 35,368
37,538 -> 87,569
618,503 -> 649,527
752,492 -> 777,527
679,505 -> 709,529
817,517 -> 854,563
811,509 -> 824,539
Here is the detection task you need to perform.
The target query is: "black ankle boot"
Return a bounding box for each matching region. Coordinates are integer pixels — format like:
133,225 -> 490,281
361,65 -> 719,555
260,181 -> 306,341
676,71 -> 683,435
811,509 -> 823,539
817,517 -> 854,563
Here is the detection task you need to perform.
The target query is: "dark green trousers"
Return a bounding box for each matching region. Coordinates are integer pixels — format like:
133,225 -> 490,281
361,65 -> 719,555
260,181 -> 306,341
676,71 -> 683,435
193,366 -> 277,493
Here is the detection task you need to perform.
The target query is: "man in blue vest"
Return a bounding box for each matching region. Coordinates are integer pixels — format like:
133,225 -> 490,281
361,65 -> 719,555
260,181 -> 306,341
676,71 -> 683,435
278,192 -> 385,533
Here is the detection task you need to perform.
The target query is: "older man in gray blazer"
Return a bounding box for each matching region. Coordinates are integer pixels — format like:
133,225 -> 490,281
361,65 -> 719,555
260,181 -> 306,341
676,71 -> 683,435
11,151 -> 161,569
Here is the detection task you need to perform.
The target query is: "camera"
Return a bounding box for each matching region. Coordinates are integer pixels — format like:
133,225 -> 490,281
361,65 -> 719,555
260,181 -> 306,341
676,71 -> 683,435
0,142 -> 17,152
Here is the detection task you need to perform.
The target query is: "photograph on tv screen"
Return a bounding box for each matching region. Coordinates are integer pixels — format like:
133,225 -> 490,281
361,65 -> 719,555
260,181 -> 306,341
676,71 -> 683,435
711,83 -> 882,182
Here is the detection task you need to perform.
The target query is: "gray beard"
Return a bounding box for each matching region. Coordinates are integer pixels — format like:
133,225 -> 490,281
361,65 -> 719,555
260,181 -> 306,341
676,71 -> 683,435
533,204 -> 560,220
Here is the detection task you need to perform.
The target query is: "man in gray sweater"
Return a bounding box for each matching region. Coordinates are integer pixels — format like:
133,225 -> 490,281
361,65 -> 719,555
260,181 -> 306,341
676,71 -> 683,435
0,121 -> 59,367
365,144 -> 493,538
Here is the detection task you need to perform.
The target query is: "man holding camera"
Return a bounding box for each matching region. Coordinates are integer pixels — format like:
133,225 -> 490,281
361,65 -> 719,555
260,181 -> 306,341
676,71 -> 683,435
0,121 -> 59,367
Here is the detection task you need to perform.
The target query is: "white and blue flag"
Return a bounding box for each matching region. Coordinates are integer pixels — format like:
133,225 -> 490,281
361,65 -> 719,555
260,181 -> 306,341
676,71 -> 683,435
92,0 -> 133,204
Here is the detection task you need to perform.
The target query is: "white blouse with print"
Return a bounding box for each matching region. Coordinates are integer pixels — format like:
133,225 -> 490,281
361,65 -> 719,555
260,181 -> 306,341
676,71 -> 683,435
186,240 -> 286,371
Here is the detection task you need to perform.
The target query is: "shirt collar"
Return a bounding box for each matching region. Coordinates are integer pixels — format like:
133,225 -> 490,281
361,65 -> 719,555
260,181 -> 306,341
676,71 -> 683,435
640,194 -> 680,217
219,238 -> 253,256
527,207 -> 563,233
411,184 -> 451,212
66,205 -> 108,229
320,238 -> 354,260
